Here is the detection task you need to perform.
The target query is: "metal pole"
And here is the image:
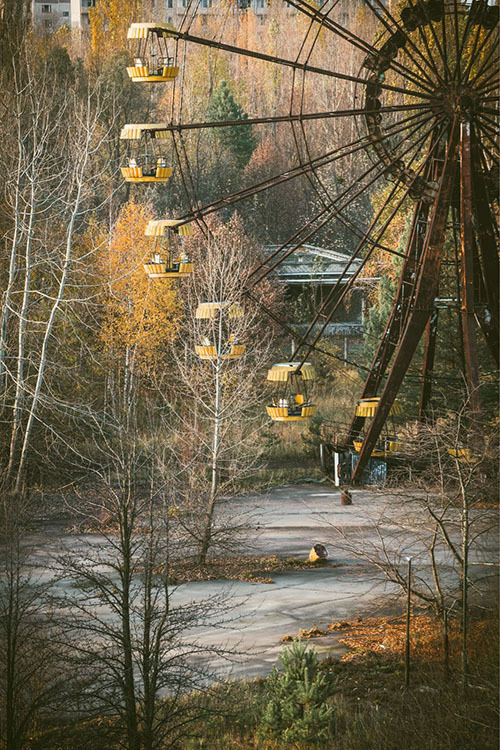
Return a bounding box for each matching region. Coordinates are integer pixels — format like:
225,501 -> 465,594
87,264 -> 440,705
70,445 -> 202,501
405,557 -> 412,688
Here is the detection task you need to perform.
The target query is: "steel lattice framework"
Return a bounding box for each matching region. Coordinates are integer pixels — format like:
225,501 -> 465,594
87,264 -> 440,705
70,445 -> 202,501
131,0 -> 499,484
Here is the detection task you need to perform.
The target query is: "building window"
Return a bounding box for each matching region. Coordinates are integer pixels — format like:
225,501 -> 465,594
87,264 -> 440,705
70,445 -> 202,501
182,0 -> 187,6
85,0 -> 95,7
201,0 -> 212,8
43,19 -> 53,28
62,11 -> 69,16
41,4 -> 52,13
166,0 -> 173,7
167,15 -> 173,23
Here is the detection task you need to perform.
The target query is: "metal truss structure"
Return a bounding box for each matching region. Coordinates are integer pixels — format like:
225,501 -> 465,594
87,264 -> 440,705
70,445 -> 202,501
132,0 -> 499,483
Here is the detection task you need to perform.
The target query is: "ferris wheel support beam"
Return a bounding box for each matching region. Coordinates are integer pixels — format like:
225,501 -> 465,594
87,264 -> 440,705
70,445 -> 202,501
351,120 -> 459,484
169,29 -> 436,101
347,128 -> 443,443
471,145 -> 500,367
418,309 -> 439,424
286,0 -> 437,94
347,201 -> 428,444
459,120 -> 482,439
155,104 -> 429,133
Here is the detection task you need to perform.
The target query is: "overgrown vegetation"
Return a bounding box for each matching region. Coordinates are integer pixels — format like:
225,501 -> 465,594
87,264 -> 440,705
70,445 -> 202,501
28,613 -> 499,749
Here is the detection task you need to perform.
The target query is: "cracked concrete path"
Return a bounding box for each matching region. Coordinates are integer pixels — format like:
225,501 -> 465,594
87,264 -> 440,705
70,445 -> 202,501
31,483 -> 499,681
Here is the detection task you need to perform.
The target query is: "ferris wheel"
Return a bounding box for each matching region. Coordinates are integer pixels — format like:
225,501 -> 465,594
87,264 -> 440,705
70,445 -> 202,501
122,0 -> 499,484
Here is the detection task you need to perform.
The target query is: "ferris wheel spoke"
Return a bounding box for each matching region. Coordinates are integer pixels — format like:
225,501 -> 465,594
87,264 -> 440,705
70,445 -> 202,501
479,106 -> 500,119
157,103 -> 431,133
365,0 -> 445,89
476,77 -> 500,99
289,12 -> 335,210
474,115 -> 500,150
287,0 -> 437,94
474,128 -> 500,165
169,28 -> 437,101
452,0 -> 483,84
410,0 -> 451,84
289,117 -> 448,364
452,0 -> 462,82
460,4 -> 492,86
174,107 -> 435,227
250,104 -> 440,277
249,113 -> 441,288
292,0 -> 336,66
170,131 -> 208,232
467,28 -> 500,88
243,289 -> 359,373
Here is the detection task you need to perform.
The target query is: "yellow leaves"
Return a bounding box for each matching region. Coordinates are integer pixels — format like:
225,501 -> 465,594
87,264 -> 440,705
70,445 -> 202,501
99,200 -> 182,369
89,0 -> 140,64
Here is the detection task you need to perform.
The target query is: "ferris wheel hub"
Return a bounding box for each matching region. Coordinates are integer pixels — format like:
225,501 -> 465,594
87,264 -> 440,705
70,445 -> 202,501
437,85 -> 480,119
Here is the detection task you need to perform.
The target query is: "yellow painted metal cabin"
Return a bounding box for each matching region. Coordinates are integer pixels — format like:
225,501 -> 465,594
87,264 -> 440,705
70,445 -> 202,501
143,219 -> 194,279
352,397 -> 402,455
126,23 -> 179,82
266,362 -> 317,422
194,302 -> 245,360
120,124 -> 173,183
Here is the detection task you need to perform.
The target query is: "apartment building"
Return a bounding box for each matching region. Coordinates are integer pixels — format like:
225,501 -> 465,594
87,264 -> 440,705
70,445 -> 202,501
32,0 -> 95,30
32,0 -> 379,32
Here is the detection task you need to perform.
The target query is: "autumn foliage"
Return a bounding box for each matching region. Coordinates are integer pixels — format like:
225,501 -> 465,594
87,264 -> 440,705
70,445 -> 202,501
98,200 -> 182,370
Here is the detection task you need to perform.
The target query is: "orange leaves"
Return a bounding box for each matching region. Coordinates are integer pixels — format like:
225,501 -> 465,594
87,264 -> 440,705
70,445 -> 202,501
89,0 -> 140,64
99,200 -> 181,369
336,615 -> 498,669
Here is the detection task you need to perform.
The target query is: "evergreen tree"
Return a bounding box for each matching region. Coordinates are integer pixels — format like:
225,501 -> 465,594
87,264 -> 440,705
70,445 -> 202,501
206,80 -> 256,168
259,641 -> 335,744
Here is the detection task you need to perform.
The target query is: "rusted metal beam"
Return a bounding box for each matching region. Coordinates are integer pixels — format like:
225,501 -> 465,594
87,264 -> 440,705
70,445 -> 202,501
176,110 -> 436,228
287,0 -> 437,94
351,120 -> 459,484
347,204 -> 424,443
154,104 -> 431,133
470,131 -> 500,366
346,129 -> 442,443
459,120 -> 482,433
418,309 -> 439,423
170,29 -> 436,101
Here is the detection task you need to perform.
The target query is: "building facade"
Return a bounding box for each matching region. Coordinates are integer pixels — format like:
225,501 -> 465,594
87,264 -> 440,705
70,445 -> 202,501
263,244 -> 378,363
32,0 -> 94,31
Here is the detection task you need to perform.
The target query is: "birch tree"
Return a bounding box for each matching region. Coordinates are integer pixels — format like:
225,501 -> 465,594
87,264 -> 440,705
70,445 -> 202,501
0,38 -> 120,493
167,216 -> 279,563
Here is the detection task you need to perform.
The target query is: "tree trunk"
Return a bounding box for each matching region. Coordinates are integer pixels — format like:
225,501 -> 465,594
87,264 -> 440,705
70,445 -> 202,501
14,126 -> 90,491
199,331 -> 222,564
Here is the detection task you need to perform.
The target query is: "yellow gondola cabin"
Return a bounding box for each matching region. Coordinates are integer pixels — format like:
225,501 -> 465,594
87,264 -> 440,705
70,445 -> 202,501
352,397 -> 402,456
143,220 -> 194,279
194,302 -> 246,360
127,23 -> 179,82
266,362 -> 317,422
120,124 -> 173,183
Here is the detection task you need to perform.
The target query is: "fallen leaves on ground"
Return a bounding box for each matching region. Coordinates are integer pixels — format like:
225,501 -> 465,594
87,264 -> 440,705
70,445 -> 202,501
168,555 -> 338,584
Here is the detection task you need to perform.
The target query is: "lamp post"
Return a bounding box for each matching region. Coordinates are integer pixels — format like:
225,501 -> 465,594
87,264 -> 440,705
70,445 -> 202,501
405,556 -> 413,688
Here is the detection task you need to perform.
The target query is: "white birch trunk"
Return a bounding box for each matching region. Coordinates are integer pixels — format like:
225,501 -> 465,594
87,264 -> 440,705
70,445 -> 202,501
14,103 -> 93,491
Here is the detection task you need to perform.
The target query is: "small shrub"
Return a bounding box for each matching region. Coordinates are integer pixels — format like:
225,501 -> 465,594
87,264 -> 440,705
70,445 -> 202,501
259,640 -> 336,745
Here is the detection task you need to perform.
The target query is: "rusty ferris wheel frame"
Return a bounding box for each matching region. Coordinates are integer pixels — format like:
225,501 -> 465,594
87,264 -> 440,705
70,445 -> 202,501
150,0 -> 499,484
